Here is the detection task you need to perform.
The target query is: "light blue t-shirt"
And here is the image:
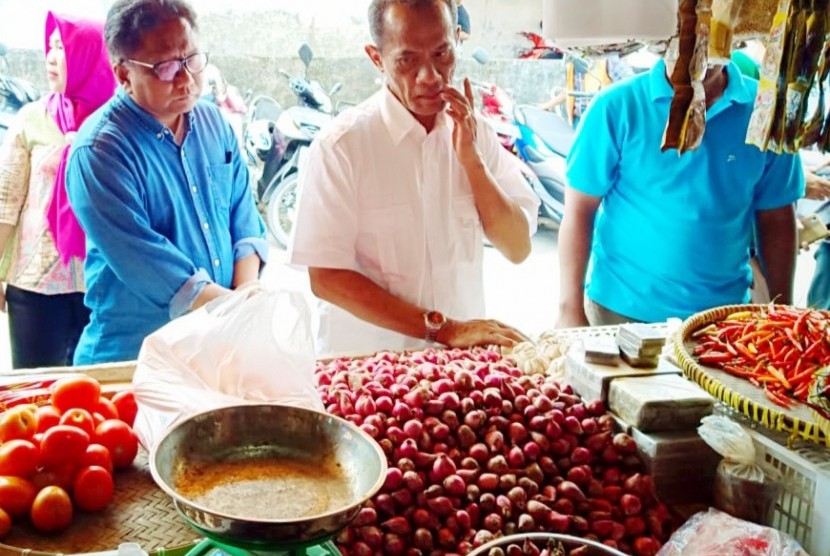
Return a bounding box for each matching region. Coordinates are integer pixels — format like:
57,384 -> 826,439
566,60 -> 804,322
67,88 -> 268,364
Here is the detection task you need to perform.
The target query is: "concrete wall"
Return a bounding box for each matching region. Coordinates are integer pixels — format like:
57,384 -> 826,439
1,0 -> 565,109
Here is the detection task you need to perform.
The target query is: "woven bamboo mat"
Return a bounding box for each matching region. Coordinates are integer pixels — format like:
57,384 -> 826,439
0,448 -> 200,555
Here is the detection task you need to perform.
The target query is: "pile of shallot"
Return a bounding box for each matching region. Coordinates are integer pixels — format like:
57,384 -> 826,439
316,347 -> 670,556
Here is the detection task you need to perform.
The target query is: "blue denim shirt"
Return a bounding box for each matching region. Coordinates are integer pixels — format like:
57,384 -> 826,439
67,88 -> 268,364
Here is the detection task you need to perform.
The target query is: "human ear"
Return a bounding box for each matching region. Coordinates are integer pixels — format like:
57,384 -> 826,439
113,62 -> 131,92
365,44 -> 384,72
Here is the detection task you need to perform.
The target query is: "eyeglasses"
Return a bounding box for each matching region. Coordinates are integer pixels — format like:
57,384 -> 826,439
126,52 -> 209,82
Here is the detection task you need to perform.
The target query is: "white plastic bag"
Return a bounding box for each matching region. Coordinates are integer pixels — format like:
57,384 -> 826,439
657,508 -> 808,556
698,415 -> 782,524
132,284 -> 323,450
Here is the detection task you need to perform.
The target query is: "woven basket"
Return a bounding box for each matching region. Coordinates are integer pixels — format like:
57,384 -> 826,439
0,447 -> 200,555
672,304 -> 830,446
0,363 -> 201,555
809,368 -> 830,439
735,0 -> 777,38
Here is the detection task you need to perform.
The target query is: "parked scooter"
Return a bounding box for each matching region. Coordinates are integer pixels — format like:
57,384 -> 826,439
512,104 -> 575,226
470,47 -> 567,228
0,43 -> 40,144
243,43 -> 341,247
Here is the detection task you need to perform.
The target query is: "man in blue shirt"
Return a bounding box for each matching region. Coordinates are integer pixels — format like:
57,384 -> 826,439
557,59 -> 803,327
66,0 -> 267,363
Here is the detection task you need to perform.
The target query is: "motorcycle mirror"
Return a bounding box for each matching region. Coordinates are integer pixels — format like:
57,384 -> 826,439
471,47 -> 490,65
298,43 -> 313,69
329,82 -> 342,97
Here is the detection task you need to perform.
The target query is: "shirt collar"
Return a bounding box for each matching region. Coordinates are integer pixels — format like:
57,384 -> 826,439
114,86 -> 196,138
648,59 -> 755,107
379,86 -> 448,145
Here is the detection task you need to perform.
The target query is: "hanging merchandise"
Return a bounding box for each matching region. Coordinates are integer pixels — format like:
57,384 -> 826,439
662,0 -> 712,153
710,0 -> 748,63
746,0 -> 829,152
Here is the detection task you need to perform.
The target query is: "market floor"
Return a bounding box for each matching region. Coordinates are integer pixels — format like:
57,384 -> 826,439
0,227 -> 819,372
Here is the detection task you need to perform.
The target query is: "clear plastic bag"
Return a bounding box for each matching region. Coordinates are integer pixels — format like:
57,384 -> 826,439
132,284 -> 323,449
657,508 -> 808,556
698,415 -> 782,524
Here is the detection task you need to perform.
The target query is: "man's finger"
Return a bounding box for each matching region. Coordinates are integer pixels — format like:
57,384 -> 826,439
464,78 -> 475,107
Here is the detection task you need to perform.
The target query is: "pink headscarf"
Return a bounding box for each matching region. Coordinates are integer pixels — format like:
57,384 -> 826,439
44,12 -> 116,265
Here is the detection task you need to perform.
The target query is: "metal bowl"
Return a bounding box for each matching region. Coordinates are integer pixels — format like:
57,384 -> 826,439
149,404 -> 387,550
466,533 -> 628,556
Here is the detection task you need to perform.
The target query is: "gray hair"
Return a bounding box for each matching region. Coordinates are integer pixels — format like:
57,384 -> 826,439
367,0 -> 458,47
105,0 -> 198,61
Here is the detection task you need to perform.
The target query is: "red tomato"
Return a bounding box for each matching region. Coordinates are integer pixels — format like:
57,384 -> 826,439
59,408 -> 96,437
0,406 -> 37,442
0,476 -> 37,517
92,412 -> 106,427
0,439 -> 39,478
72,465 -> 114,512
81,444 -> 113,476
0,507 -> 10,540
30,486 -> 73,533
40,425 -> 90,469
95,419 -> 138,469
35,405 -> 61,433
51,376 -> 101,414
32,462 -> 77,492
95,397 -> 119,421
111,390 -> 137,427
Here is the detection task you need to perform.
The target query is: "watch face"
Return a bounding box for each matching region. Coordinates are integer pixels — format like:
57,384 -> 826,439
427,311 -> 446,326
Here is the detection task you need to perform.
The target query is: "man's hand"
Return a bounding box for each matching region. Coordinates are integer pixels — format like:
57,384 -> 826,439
805,170 -> 830,200
441,78 -> 479,165
0,283 -> 6,313
437,318 -> 528,348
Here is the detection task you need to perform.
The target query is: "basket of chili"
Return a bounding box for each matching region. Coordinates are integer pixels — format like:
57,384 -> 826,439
672,304 -> 830,446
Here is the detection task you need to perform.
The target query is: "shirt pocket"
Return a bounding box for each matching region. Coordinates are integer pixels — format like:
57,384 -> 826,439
207,163 -> 233,213
357,204 -> 412,288
452,195 -> 482,263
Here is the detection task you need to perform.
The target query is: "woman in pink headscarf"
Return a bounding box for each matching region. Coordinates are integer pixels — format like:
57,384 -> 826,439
0,12 -> 115,368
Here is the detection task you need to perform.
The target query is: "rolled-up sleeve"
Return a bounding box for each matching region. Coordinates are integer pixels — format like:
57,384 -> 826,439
67,145 -> 207,311
228,136 -> 268,261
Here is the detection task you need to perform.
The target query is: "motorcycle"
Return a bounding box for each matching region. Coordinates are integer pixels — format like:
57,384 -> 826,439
516,31 -> 563,60
512,104 -> 576,227
470,47 -> 567,228
243,43 -> 341,248
0,43 -> 40,145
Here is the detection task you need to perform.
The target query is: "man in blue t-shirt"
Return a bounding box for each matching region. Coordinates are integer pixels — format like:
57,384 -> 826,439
556,59 -> 804,327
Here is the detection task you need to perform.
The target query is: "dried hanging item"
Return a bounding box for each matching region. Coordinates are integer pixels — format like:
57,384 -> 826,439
790,0 -> 827,149
746,0 -> 795,151
710,0 -> 748,63
662,0 -> 712,153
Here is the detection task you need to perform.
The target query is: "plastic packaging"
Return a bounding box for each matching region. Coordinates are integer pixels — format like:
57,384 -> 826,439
709,0 -> 747,63
657,508 -> 809,555
132,284 -> 323,450
698,415 -> 782,524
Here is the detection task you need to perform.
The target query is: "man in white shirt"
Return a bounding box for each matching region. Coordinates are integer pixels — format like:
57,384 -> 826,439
289,0 -> 540,356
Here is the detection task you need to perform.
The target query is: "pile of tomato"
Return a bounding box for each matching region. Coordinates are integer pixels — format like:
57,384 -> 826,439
0,376 -> 139,538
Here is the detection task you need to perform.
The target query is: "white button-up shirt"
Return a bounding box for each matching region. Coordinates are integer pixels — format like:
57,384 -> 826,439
289,87 -> 540,357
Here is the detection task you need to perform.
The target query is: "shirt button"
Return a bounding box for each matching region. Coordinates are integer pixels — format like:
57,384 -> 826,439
202,222 -> 209,230
213,259 -> 220,267
191,186 -> 197,194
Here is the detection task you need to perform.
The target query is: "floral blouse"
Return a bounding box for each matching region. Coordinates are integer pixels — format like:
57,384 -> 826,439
0,100 -> 85,294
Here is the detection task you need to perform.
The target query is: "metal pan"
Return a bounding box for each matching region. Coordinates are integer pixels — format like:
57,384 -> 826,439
149,404 -> 386,550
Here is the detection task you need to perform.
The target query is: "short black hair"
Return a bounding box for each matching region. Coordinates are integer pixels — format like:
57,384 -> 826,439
367,0 -> 458,46
105,0 -> 198,61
